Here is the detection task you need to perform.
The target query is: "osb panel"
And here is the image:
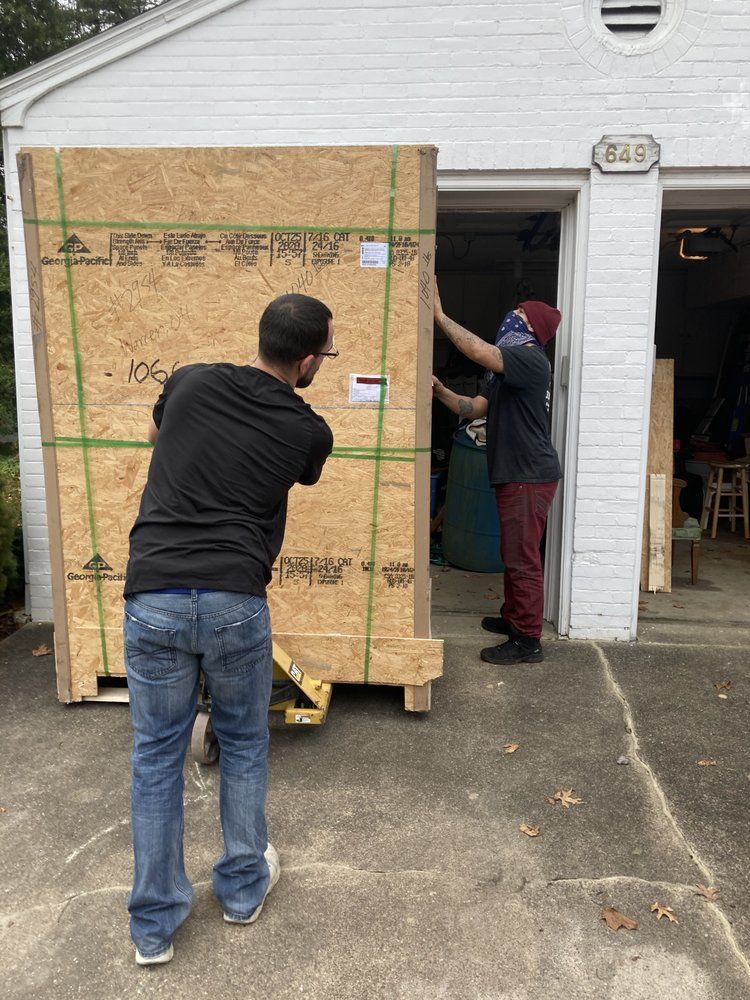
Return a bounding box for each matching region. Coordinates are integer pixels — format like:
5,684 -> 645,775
22,145 -> 441,700
640,359 -> 674,593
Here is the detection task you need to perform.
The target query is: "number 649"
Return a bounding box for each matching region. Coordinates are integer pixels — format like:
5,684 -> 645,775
605,143 -> 647,163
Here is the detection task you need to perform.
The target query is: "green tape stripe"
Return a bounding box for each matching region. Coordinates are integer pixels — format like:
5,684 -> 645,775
333,446 -> 431,454
44,437 -> 427,453
42,438 -> 416,462
24,216 -> 434,237
44,438 -> 152,448
363,145 -> 399,684
332,453 -> 414,464
54,154 -> 110,675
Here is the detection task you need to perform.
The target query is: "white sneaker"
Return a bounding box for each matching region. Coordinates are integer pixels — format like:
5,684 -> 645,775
135,943 -> 174,966
223,843 -> 281,925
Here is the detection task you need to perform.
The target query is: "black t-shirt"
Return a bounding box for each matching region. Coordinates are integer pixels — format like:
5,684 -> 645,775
125,364 -> 333,597
479,346 -> 562,485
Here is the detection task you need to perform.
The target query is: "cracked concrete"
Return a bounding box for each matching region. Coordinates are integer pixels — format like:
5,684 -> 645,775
2,571 -> 750,998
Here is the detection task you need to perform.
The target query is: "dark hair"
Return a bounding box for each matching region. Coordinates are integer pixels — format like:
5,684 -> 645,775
258,294 -> 332,365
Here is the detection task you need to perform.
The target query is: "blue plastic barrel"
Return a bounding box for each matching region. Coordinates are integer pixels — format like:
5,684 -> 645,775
442,429 -> 504,573
430,473 -> 441,518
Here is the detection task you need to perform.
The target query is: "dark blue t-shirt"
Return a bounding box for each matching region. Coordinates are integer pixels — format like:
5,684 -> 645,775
479,346 -> 562,485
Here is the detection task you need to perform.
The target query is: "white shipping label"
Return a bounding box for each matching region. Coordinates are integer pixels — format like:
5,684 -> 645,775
349,374 -> 390,404
360,242 -> 389,268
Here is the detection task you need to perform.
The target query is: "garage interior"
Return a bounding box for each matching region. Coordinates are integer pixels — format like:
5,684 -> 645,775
641,209 -> 750,628
429,210 -> 561,621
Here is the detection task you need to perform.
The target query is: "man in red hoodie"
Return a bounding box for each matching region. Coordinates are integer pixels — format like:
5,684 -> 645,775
432,290 -> 562,664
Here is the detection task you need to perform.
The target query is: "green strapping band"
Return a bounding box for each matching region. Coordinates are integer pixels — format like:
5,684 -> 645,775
42,438 -> 419,463
54,153 -> 110,675
362,145 -> 399,684
23,216 -> 434,237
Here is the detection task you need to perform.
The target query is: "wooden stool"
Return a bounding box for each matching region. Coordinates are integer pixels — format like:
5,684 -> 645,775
699,461 -> 750,540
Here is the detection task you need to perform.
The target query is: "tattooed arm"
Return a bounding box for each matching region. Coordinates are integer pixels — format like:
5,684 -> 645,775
434,283 -> 504,374
432,376 -> 489,419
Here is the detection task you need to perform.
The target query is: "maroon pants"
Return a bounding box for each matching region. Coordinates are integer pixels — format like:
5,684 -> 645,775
494,481 -> 559,639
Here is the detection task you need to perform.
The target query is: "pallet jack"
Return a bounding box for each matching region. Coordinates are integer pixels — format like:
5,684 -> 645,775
190,642 -> 333,764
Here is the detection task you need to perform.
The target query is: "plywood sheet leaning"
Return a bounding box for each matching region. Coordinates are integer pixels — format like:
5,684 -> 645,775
640,359 -> 674,592
18,145 -> 442,705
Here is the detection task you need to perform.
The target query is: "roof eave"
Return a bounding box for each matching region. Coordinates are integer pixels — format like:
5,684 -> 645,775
0,0 -> 246,128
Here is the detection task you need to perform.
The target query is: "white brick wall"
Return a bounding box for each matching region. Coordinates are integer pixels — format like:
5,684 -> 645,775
3,0 -> 750,630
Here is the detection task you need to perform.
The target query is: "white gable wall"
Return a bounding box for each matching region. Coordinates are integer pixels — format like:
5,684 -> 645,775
4,0 -> 749,636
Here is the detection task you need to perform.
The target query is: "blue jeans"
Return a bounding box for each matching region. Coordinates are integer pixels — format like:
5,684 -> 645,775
124,590 -> 273,957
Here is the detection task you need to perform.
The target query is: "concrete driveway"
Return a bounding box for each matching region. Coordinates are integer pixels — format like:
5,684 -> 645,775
2,593 -> 749,999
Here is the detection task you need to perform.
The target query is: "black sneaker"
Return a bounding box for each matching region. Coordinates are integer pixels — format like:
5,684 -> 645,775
480,615 -> 519,637
480,636 -> 544,664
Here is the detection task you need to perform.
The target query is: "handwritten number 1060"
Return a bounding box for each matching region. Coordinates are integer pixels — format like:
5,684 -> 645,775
128,359 -> 179,386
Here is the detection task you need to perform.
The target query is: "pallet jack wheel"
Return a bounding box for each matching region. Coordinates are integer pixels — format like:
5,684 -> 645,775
191,711 -> 219,765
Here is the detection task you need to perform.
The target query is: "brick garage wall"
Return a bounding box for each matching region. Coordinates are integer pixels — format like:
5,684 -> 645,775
4,0 -> 750,630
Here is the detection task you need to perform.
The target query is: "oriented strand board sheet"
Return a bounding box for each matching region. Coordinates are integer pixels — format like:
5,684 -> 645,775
19,146 -> 441,702
640,359 -> 674,593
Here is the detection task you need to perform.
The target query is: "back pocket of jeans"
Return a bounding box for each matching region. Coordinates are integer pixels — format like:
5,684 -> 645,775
124,611 -> 177,679
215,605 -> 270,674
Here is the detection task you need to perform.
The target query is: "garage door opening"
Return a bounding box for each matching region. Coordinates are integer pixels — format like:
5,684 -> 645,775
640,207 -> 750,629
429,209 -> 562,631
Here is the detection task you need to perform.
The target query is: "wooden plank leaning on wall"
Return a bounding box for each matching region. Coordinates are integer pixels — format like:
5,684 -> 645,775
640,359 -> 674,593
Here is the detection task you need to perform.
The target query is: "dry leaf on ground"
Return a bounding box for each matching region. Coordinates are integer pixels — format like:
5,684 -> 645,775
503,743 -> 520,754
520,823 -> 540,838
484,590 -> 501,601
696,759 -> 717,767
551,789 -> 584,809
672,603 -> 685,608
32,644 -> 52,657
713,681 -> 732,690
601,907 -> 638,932
695,884 -> 720,902
651,902 -> 678,923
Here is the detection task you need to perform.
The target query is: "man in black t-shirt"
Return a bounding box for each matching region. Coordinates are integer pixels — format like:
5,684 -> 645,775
432,288 -> 562,665
123,294 -> 334,966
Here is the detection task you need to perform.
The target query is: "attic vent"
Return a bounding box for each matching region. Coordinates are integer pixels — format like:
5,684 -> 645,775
601,1 -> 663,40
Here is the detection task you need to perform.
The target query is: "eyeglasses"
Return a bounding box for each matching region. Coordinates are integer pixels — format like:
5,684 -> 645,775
315,344 -> 339,359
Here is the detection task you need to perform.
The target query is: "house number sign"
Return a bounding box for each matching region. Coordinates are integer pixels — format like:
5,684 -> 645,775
593,135 -> 660,173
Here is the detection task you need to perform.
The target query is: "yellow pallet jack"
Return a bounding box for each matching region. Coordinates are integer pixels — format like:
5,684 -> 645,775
190,642 -> 333,764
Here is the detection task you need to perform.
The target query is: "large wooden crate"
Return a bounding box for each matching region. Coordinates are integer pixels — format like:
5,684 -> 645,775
19,145 -> 442,708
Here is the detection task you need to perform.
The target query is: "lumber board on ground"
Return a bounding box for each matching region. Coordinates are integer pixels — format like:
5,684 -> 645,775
640,359 -> 674,593
648,473 -> 666,592
19,145 -> 442,703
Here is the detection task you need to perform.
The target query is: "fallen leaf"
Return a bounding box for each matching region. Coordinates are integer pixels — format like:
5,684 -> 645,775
551,789 -> 584,809
503,743 -> 520,754
672,602 -> 685,608
601,907 -> 638,932
713,681 -> 732,690
32,644 -> 52,657
695,884 -> 720,902
484,590 -> 501,601
696,759 -> 717,766
651,902 -> 678,923
520,823 -> 540,838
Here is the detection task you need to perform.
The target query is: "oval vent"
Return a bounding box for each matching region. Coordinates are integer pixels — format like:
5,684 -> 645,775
601,1 -> 663,40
